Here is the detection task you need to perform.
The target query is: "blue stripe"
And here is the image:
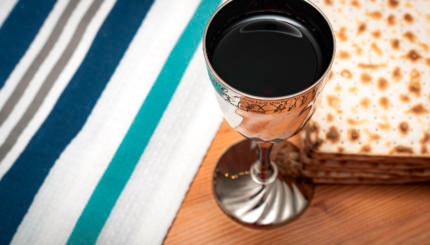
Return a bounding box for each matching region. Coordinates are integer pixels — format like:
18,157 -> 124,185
0,0 -> 154,244
67,0 -> 221,244
0,0 -> 56,89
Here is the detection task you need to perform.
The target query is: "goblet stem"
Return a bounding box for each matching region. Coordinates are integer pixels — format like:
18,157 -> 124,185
212,139 -> 314,227
251,141 -> 277,185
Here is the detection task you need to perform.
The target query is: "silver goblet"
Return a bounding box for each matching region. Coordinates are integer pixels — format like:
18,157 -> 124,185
203,0 -> 335,227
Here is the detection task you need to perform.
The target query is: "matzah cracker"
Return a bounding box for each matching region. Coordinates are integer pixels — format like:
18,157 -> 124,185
306,0 -> 430,157
300,0 -> 430,183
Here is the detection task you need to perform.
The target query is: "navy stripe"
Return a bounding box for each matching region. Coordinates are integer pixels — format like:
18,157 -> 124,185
0,0 -> 154,244
0,0 -> 56,89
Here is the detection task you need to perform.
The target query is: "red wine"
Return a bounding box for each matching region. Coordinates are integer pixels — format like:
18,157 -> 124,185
210,14 -> 323,97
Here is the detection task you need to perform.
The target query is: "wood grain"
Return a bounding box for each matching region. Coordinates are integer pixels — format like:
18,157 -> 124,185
164,121 -> 430,244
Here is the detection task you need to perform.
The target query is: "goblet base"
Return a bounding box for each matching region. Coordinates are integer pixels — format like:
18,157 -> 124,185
213,139 -> 314,227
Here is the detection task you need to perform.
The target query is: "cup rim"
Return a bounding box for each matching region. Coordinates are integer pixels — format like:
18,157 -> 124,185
203,0 -> 336,101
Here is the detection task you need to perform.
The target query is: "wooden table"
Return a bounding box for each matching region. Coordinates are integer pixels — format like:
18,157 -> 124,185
164,121 -> 430,244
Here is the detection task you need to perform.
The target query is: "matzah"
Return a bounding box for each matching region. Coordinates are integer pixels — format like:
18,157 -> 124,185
300,0 -> 430,183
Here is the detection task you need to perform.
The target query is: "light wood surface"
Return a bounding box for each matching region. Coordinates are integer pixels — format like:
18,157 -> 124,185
164,121 -> 430,244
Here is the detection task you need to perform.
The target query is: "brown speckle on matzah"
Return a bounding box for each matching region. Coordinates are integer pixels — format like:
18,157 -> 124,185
385,141 -> 392,148
403,13 -> 414,24
398,121 -> 410,135
357,63 -> 386,69
377,122 -> 391,131
403,31 -> 416,42
366,11 -> 383,20
392,66 -> 403,81
364,129 -> 381,141
338,50 -> 351,59
309,122 -> 319,133
371,30 -> 381,39
420,133 -> 430,154
391,145 -> 414,154
360,72 -> 372,84
378,97 -> 390,110
387,14 -> 396,26
327,95 -> 341,112
360,145 -> 372,153
377,77 -> 389,91
351,0 -> 360,8
348,87 -> 358,94
405,2 -> 414,9
388,0 -> 400,8
340,69 -> 352,78
352,43 -> 363,55
390,39 -> 400,50
420,132 -> 430,144
408,69 -> 421,96
347,128 -> 360,142
407,104 -> 429,115
371,42 -> 383,56
347,118 -> 367,126
337,27 -> 348,42
405,49 -> 422,62
357,22 -> 366,35
324,0 -> 333,6
326,126 -> 340,143
360,98 -> 370,109
419,43 -> 429,52
399,94 -> 410,103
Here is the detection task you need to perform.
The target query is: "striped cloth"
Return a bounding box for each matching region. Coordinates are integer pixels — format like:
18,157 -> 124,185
0,0 -> 222,244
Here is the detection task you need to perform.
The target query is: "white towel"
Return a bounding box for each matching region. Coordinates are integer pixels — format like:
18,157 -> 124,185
0,0 -> 222,244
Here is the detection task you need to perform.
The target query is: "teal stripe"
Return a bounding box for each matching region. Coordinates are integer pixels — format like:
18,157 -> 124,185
67,0 -> 220,244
